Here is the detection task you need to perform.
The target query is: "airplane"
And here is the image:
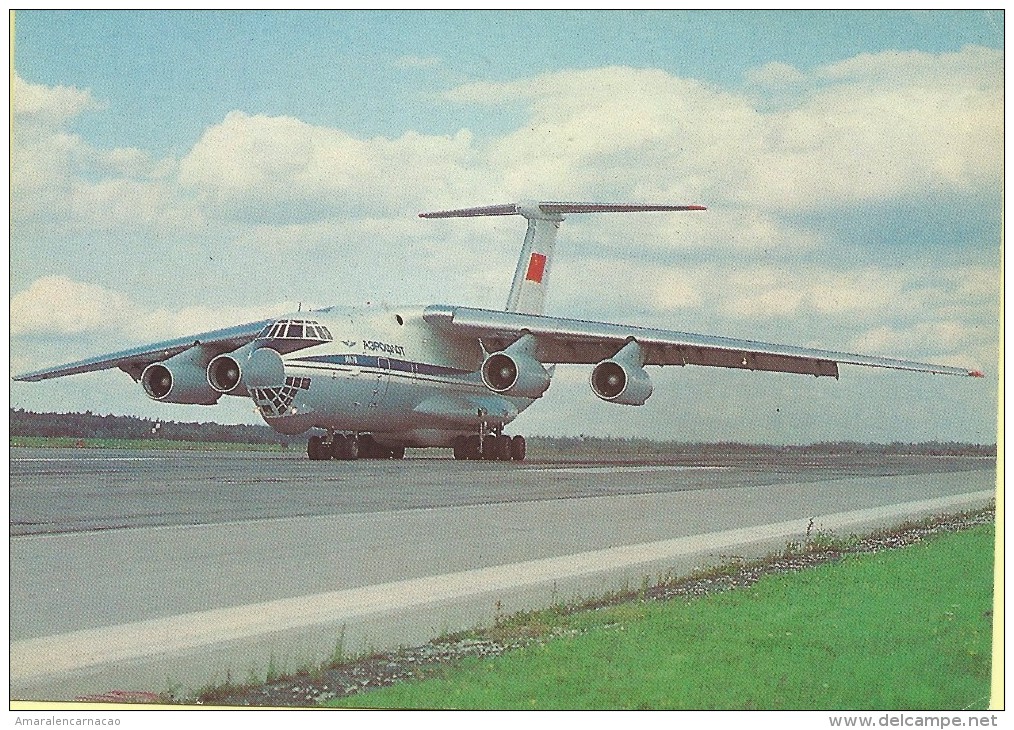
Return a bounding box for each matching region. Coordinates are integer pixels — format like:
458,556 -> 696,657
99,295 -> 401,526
14,201 -> 984,462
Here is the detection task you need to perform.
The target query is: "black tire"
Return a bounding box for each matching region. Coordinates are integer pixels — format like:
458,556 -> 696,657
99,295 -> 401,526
510,435 -> 527,462
390,445 -> 406,460
495,435 -> 512,461
307,435 -> 324,461
481,436 -> 497,460
332,435 -> 360,461
466,435 -> 481,460
360,435 -> 385,459
452,436 -> 465,460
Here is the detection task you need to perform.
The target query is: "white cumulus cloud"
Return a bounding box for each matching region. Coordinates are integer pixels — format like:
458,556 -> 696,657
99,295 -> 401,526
12,74 -> 103,127
13,46 -> 1001,257
11,276 -> 294,342
12,75 -> 191,234
11,276 -> 133,337
178,111 -> 487,223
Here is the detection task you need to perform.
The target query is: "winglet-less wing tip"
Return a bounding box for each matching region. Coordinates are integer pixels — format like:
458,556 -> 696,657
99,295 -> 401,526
968,369 -> 985,378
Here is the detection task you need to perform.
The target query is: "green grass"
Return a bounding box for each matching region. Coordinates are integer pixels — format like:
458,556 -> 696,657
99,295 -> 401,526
9,436 -> 287,451
327,524 -> 995,710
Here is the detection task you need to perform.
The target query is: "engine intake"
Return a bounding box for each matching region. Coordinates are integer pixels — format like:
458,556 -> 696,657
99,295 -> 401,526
141,346 -> 220,405
590,340 -> 653,406
208,346 -> 286,393
208,354 -> 242,393
481,334 -> 551,398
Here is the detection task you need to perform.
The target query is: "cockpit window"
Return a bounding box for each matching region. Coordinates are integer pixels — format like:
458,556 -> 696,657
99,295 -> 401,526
258,319 -> 333,342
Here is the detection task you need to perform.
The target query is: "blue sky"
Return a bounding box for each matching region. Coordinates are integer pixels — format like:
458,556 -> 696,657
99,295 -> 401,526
9,10 -> 1003,443
14,10 -> 1002,149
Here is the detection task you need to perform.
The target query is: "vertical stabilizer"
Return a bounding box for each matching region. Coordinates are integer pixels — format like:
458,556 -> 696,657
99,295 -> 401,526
419,201 -> 706,316
505,205 -> 563,314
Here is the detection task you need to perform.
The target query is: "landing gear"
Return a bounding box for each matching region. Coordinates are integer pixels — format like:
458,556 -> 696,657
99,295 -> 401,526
307,434 -> 328,461
308,430 -> 518,462
306,433 -> 406,461
330,434 -> 359,461
509,434 -> 527,461
452,433 -> 526,462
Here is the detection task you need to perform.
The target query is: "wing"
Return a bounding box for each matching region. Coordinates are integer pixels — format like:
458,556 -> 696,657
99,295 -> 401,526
423,305 -> 983,378
13,319 -> 272,383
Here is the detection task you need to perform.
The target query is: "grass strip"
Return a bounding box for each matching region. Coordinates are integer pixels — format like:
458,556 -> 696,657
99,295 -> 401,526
326,524 -> 994,711
9,436 -> 286,451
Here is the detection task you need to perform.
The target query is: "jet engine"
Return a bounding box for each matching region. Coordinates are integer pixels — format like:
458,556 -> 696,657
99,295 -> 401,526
141,346 -> 221,405
207,352 -> 243,393
481,334 -> 551,399
590,340 -> 653,406
208,345 -> 286,393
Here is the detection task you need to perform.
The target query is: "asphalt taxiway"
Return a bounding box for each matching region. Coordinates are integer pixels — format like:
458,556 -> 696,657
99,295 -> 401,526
9,448 -> 997,701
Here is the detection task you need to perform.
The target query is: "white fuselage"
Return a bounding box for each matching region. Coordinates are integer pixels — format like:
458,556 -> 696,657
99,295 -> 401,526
246,305 -> 534,447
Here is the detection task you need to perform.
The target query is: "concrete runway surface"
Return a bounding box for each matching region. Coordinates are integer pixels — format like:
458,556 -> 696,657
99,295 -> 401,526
9,448 -> 996,701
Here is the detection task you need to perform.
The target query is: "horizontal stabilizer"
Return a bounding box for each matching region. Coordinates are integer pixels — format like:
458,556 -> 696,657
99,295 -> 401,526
419,202 -> 706,220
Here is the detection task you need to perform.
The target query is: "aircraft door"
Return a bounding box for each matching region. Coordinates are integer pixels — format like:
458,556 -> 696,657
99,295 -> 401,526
371,357 -> 391,407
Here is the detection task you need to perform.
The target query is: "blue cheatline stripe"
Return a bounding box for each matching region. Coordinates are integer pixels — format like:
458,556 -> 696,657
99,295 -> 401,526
290,354 -> 473,378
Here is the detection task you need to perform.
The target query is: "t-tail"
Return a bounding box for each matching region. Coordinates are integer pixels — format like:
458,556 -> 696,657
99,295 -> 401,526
420,202 -> 706,315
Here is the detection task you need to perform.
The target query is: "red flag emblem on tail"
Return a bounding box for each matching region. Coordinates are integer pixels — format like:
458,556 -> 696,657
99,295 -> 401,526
525,253 -> 547,283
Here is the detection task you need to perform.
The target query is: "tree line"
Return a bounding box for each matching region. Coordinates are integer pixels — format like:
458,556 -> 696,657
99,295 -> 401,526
9,409 -> 996,456
9,409 -> 302,446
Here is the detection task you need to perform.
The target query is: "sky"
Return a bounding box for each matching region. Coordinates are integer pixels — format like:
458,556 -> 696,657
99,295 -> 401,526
8,10 -> 1003,444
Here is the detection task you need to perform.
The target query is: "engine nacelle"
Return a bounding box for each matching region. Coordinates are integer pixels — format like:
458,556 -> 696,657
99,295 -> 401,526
481,334 -> 551,399
590,340 -> 653,406
208,345 -> 286,393
141,346 -> 221,405
207,352 -> 243,394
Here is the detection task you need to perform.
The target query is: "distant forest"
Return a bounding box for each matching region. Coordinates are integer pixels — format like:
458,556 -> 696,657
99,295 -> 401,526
8,409 -> 997,457
10,409 -> 302,446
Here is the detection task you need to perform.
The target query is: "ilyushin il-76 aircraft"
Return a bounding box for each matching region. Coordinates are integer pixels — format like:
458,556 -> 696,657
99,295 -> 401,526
15,202 -> 984,462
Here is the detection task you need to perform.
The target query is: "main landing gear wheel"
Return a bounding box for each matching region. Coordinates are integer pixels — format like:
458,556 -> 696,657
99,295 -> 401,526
452,435 -> 478,460
510,435 -> 526,461
452,434 -> 526,462
493,435 -> 513,461
307,434 -> 327,461
332,435 -> 359,461
308,434 -> 357,461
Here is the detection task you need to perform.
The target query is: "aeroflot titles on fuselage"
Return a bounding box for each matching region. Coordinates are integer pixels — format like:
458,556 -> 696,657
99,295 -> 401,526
360,341 -> 407,357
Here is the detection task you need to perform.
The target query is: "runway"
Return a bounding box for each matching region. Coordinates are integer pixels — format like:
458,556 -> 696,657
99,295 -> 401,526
10,447 -> 991,536
9,448 -> 996,701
